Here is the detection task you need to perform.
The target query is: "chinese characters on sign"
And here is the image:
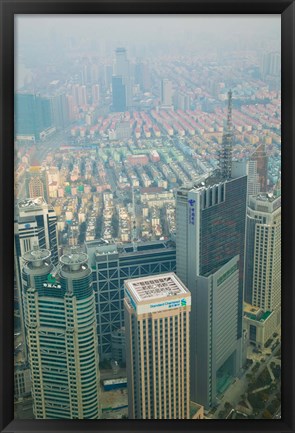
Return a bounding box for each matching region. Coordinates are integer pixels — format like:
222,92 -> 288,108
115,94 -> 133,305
188,199 -> 196,225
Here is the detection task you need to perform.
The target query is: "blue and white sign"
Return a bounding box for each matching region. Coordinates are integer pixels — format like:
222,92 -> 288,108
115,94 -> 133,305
137,296 -> 191,315
188,199 -> 196,225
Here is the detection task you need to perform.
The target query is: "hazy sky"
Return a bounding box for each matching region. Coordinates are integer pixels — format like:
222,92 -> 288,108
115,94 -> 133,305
16,14 -> 280,60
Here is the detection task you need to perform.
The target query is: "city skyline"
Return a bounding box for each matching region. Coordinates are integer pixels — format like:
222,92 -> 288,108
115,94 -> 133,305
13,14 -> 281,421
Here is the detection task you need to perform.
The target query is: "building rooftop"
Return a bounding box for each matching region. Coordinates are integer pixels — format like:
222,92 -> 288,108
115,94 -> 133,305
125,273 -> 188,303
177,167 -> 247,196
248,193 -> 281,212
18,197 -> 47,210
253,192 -> 279,203
59,251 -> 90,275
244,303 -> 273,322
86,240 -> 175,263
177,170 -> 224,193
22,248 -> 51,264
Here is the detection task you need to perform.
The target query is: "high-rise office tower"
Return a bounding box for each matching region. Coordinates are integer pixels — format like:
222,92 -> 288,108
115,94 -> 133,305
113,47 -> 132,108
124,273 -> 191,419
14,197 -> 59,362
111,76 -> 126,112
161,79 -> 173,107
22,248 -> 100,419
49,92 -> 69,130
244,193 -> 281,310
25,166 -> 49,202
176,91 -> 247,409
85,240 -> 176,360
15,92 -> 52,141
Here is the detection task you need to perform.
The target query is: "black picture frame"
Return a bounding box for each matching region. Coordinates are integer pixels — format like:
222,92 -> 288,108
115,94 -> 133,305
1,1 -> 294,432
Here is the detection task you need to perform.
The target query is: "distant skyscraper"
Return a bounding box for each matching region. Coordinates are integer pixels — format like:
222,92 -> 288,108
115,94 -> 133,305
175,90 -> 191,111
85,240 -> 176,360
25,166 -> 49,202
15,92 -> 52,141
71,84 -> 80,106
114,47 -> 132,108
111,76 -> 126,112
124,273 -> 191,419
91,84 -> 100,104
71,84 -> 87,106
244,193 -> 281,310
161,79 -> 173,107
81,62 -> 98,86
49,92 -> 69,130
22,248 -> 100,419
261,51 -> 281,78
79,85 -> 87,106
176,91 -> 247,409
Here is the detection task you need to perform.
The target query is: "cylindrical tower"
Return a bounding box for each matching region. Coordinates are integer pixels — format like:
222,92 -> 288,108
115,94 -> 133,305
59,252 -> 100,419
22,248 -> 100,419
22,248 -> 54,418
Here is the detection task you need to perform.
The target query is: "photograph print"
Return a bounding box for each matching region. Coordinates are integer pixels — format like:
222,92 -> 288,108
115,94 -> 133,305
14,14 -> 281,420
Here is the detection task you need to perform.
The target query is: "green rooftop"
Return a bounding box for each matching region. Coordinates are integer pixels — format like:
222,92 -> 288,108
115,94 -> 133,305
244,310 -> 272,322
260,310 -> 272,322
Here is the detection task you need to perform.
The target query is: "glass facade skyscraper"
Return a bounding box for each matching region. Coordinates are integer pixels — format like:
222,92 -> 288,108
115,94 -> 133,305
111,76 -> 126,112
86,240 -> 176,360
114,47 -> 132,108
176,174 -> 247,409
15,92 -> 52,140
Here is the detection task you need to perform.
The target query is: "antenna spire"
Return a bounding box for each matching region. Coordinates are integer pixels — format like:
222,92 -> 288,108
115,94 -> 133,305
227,89 -> 233,132
219,89 -> 234,180
132,186 -> 137,252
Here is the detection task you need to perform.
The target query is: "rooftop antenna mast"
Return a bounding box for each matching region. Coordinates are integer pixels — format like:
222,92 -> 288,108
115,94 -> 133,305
219,89 -> 234,180
274,164 -> 281,197
132,185 -> 137,252
226,89 -> 233,133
